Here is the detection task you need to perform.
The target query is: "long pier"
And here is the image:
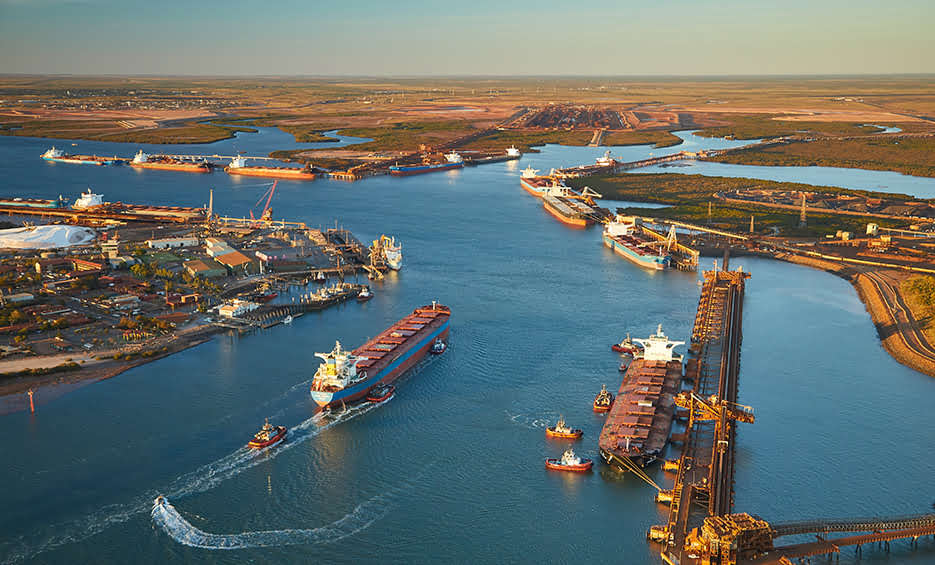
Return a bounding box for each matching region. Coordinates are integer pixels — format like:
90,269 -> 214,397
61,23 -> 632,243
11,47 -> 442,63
651,263 -> 753,564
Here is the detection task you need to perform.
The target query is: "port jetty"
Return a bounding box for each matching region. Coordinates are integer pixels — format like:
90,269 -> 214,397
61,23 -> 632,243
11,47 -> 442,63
0,187 -> 399,398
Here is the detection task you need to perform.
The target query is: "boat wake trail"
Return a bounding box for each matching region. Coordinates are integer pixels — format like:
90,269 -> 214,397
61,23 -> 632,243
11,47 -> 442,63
151,493 -> 388,550
505,410 -> 555,430
1,400 -> 387,564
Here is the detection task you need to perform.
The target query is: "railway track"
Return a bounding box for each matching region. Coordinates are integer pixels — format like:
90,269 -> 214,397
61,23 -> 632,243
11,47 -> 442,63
862,271 -> 935,362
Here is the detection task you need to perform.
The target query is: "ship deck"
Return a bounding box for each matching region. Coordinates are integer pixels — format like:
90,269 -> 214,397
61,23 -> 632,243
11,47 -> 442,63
598,357 -> 683,465
352,304 -> 450,377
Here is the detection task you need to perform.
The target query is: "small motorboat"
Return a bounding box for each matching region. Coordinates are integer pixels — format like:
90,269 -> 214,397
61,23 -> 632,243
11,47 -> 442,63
366,383 -> 395,403
545,448 -> 593,472
430,338 -> 446,355
545,416 -> 583,439
593,384 -> 614,413
357,286 -> 373,302
314,271 -> 327,284
612,333 -> 642,355
254,292 -> 278,303
154,495 -> 167,507
247,418 -> 287,448
283,315 -> 293,325
619,360 -> 629,372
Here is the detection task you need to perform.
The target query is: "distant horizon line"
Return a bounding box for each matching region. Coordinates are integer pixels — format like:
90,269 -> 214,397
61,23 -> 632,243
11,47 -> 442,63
1,72 -> 934,81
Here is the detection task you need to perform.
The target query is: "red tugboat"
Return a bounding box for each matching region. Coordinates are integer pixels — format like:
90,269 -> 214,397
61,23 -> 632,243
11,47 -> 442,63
366,383 -> 395,403
612,333 -> 642,355
545,448 -> 593,472
247,419 -> 287,448
545,416 -> 583,439
593,385 -> 614,413
357,286 -> 373,302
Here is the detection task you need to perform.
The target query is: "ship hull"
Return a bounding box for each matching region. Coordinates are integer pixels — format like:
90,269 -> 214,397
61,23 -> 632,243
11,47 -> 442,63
520,178 -> 547,197
543,198 -> 591,228
225,167 -> 315,180
43,156 -> 108,166
603,233 -> 669,270
311,309 -> 450,407
389,163 -> 463,176
0,198 -> 64,209
130,162 -> 211,173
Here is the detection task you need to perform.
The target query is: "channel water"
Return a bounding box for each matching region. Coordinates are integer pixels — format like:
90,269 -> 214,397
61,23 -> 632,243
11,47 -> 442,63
0,129 -> 932,564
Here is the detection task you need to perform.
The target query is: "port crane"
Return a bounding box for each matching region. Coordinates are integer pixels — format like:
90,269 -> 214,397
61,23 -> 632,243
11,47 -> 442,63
249,181 -> 277,224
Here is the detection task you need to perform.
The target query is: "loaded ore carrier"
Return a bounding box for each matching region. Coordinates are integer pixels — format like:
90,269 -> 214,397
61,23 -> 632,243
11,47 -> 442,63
310,303 -> 450,407
598,324 -> 684,469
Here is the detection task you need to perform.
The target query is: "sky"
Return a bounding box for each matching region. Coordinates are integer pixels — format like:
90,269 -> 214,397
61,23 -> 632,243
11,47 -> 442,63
0,0 -> 932,76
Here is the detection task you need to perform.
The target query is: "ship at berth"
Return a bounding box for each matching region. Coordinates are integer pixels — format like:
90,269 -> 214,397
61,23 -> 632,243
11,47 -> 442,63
309,303 -> 450,407
598,324 -> 684,469
603,215 -> 671,270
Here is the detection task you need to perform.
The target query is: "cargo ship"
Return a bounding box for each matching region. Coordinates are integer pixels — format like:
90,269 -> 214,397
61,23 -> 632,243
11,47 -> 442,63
381,235 -> 402,270
41,147 -> 116,166
389,161 -> 463,176
519,166 -> 555,197
603,215 -> 671,270
130,150 -> 212,173
541,185 -> 608,228
598,325 -> 684,469
0,196 -> 67,209
224,155 -> 316,180
309,302 -> 450,407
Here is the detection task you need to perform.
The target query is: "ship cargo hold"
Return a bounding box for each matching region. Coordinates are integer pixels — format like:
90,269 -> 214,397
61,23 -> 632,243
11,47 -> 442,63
603,215 -> 670,270
598,325 -> 684,469
130,150 -> 211,173
389,162 -> 463,176
310,303 -> 450,407
224,156 -> 315,180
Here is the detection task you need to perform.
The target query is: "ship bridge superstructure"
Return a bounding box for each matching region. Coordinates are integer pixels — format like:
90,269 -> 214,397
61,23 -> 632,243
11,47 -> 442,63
311,341 -> 364,391
634,324 -> 685,362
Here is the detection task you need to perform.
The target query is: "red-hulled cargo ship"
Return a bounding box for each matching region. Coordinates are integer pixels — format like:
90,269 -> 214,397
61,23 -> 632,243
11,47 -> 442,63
310,303 -> 450,407
598,325 -> 684,469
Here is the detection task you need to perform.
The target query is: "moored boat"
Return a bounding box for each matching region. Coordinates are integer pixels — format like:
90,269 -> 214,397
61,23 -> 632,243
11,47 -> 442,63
366,383 -> 395,403
612,333 -> 642,355
593,384 -> 614,413
379,235 -> 402,271
41,147 -> 114,166
389,161 -> 463,176
545,448 -> 593,472
225,155 -> 316,180
357,286 -> 373,302
130,150 -> 211,173
247,418 -> 287,448
603,215 -> 670,270
546,416 -> 583,439
309,302 -> 451,408
314,271 -> 327,284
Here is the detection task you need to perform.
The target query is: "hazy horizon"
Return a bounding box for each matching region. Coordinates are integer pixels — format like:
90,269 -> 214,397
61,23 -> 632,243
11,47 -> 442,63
1,0 -> 932,76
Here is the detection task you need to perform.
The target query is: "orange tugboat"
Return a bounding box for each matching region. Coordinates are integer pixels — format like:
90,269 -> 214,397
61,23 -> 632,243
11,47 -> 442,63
611,333 -> 642,355
247,419 -> 287,448
545,416 -> 583,440
545,448 -> 593,472
593,384 -> 614,413
366,383 -> 395,403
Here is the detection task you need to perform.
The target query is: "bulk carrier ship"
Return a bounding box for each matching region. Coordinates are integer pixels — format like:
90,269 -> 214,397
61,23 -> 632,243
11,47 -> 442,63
41,147 -> 116,166
541,185 -> 609,228
598,325 -> 684,469
389,152 -> 464,176
130,150 -> 212,173
310,303 -> 450,407
224,156 -> 316,180
603,215 -> 671,270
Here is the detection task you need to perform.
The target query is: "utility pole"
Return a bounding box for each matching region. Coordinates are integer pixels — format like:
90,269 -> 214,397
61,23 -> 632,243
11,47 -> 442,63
707,201 -> 713,225
799,193 -> 807,228
749,215 -> 755,234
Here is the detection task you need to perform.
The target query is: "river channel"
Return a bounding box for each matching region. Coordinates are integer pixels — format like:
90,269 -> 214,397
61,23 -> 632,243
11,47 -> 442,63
0,128 -> 932,564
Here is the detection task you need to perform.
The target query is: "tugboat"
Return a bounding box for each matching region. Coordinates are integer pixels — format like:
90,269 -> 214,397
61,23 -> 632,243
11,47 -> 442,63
545,416 -> 583,440
247,418 -> 287,448
430,338 -> 446,355
366,383 -> 395,403
545,448 -> 593,472
314,271 -> 327,284
593,385 -> 614,413
612,333 -> 642,355
357,286 -> 373,302
154,495 -> 167,508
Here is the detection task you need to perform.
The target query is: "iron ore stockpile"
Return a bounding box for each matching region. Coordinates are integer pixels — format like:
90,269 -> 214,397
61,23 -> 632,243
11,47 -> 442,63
598,325 -> 685,471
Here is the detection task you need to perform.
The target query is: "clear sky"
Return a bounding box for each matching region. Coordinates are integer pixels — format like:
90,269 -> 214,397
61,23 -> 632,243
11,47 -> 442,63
0,0 -> 931,76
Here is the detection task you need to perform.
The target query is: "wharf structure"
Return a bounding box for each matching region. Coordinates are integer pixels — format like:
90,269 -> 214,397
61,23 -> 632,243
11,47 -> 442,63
649,263 -> 755,563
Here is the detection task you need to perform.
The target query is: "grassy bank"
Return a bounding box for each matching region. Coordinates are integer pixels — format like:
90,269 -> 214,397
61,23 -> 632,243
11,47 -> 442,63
693,115 -> 890,140
322,121 -> 474,153
458,129 -> 594,152
708,136 -> 935,178
0,119 -> 255,144
567,172 -> 909,237
602,130 -> 683,148
902,275 -> 935,344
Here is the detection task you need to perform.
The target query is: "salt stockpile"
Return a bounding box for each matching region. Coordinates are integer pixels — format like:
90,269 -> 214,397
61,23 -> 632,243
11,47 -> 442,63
0,225 -> 96,249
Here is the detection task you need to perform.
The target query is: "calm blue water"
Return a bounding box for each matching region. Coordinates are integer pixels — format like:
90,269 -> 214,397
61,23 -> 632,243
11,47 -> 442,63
0,129 -> 933,564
